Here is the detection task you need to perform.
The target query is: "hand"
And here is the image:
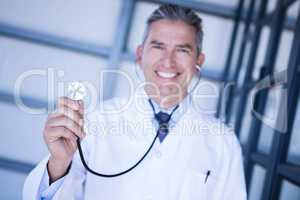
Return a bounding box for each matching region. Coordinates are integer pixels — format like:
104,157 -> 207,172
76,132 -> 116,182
43,96 -> 85,182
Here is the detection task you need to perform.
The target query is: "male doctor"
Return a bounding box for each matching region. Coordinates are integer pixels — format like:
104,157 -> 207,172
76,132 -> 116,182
23,4 -> 247,200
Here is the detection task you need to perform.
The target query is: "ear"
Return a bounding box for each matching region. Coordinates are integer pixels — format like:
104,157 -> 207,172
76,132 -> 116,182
196,53 -> 205,70
136,45 -> 144,66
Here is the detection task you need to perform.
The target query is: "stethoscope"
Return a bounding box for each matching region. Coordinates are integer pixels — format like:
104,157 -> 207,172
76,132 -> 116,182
77,99 -> 179,178
75,63 -> 201,177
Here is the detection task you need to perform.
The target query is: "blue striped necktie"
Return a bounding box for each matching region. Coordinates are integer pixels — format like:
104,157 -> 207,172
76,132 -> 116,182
148,100 -> 179,143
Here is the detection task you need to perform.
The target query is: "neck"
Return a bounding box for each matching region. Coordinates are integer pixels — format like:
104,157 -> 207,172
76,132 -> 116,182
145,88 -> 187,110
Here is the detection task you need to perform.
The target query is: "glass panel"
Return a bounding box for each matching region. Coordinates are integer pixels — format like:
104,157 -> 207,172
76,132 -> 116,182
200,15 -> 234,71
226,21 -> 250,86
249,165 -> 266,200
252,12 -> 294,155
238,97 -> 253,146
265,0 -> 298,38
279,180 -> 300,200
254,8 -> 295,79
236,40 -> 253,87
0,36 -> 108,101
187,0 -> 238,7
127,2 -> 234,71
266,0 -> 277,15
228,95 -> 240,128
253,26 -> 270,80
0,0 -> 122,46
287,1 -> 300,19
274,30 -> 294,72
257,123 -> 274,154
0,103 -> 48,163
257,84 -> 283,154
243,0 -> 253,12
265,0 -> 299,18
287,100 -> 300,166
230,22 -> 245,75
0,169 -> 27,200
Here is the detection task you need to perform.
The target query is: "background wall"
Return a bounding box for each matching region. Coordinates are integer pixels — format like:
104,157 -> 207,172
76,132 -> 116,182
0,0 -> 299,199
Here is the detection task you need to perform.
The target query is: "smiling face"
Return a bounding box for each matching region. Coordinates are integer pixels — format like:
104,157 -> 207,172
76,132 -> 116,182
136,19 -> 205,108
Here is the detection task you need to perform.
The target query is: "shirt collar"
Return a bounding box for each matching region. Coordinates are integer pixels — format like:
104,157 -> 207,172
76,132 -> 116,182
133,87 -> 192,122
148,94 -> 191,124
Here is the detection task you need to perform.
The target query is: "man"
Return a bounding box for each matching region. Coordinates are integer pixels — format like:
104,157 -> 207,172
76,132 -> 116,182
23,4 -> 246,200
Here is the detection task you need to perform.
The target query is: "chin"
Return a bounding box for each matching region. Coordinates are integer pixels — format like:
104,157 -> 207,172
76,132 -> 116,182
159,86 -> 183,98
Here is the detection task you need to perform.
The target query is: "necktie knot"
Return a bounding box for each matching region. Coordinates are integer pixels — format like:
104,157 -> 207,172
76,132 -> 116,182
155,112 -> 171,124
148,99 -> 179,143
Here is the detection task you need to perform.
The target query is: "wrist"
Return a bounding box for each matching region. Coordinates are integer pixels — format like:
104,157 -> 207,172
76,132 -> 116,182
47,157 -> 72,183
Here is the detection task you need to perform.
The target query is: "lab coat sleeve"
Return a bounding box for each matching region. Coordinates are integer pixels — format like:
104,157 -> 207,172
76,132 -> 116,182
38,164 -> 65,199
221,135 -> 247,200
23,107 -> 105,200
23,138 -> 90,200
23,155 -> 52,200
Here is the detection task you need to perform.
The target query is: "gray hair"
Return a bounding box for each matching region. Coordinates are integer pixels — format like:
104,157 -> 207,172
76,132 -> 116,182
142,4 -> 204,55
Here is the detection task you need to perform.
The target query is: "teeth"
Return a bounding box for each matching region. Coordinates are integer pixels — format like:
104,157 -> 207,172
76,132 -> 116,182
157,71 -> 177,78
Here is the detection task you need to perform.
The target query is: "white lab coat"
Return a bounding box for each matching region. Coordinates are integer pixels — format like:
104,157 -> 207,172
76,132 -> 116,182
23,90 -> 247,200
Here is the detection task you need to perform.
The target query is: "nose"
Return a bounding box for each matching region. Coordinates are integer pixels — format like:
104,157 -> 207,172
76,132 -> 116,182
161,49 -> 176,68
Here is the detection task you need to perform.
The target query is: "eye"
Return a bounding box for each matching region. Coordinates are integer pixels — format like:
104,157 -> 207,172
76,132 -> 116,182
177,48 -> 190,54
152,45 -> 164,50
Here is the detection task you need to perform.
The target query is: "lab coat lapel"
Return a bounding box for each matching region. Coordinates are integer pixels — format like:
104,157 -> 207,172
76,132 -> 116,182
91,91 -> 157,174
22,156 -> 50,200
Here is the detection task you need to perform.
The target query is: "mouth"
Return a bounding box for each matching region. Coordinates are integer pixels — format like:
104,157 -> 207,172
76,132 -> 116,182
155,71 -> 180,79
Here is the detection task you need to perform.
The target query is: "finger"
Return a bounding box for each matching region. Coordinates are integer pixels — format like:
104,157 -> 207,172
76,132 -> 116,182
64,136 -> 77,151
58,96 -> 81,111
47,116 -> 85,138
45,126 -> 78,143
78,100 -> 84,116
47,110 -> 82,129
46,112 -> 85,138
57,105 -> 83,127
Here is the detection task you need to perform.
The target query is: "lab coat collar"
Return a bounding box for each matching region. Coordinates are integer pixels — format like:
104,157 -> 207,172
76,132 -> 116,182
132,87 -> 192,119
130,87 -> 199,159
